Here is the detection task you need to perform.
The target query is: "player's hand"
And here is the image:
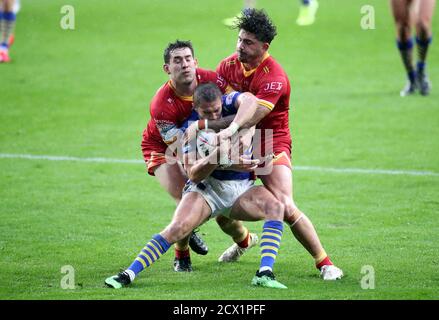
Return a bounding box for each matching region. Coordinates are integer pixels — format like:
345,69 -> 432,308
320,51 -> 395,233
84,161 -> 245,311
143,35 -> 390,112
184,121 -> 200,145
216,122 -> 239,143
217,127 -> 234,143
228,157 -> 260,172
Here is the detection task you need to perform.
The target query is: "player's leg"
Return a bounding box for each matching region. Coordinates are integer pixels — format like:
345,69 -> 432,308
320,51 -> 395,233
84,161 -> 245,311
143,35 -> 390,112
7,0 -> 17,46
229,186 -> 287,289
260,162 -> 343,280
105,192 -> 211,289
0,0 -> 5,61
216,187 -> 279,264
390,0 -> 417,96
154,157 -> 209,256
296,0 -> 319,27
415,0 -> 435,95
0,0 -> 16,63
216,215 -> 259,262
153,161 -> 208,270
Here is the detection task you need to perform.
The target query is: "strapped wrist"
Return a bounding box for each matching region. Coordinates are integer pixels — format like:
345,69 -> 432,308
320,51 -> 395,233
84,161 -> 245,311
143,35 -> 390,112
197,119 -> 208,131
229,122 -> 240,135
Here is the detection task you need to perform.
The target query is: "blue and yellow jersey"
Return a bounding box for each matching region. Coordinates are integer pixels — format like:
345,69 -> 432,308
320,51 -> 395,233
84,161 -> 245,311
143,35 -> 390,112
181,91 -> 251,181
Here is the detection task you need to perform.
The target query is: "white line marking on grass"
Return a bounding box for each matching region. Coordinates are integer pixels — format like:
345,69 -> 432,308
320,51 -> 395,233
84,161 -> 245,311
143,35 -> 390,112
295,165 -> 439,177
1,153 -> 438,177
0,153 -> 143,164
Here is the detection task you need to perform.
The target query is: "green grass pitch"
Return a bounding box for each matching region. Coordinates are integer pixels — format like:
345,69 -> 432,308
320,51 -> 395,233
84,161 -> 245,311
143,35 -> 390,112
1,0 -> 438,300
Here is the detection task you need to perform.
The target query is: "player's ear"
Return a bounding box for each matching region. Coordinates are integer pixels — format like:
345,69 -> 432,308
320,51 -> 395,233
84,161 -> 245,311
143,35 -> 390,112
163,64 -> 171,75
194,58 -> 199,68
262,42 -> 270,51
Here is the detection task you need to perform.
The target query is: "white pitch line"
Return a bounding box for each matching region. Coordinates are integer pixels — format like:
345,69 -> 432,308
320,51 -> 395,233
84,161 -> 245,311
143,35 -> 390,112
0,153 -> 143,164
294,165 -> 439,177
0,153 -> 438,177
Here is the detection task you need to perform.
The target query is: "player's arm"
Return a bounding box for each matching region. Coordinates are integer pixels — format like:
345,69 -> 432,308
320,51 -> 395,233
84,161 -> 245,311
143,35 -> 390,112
214,93 -> 270,142
183,114 -> 235,146
231,92 -> 268,130
221,78 -> 286,138
227,126 -> 260,171
186,91 -> 258,135
183,141 -> 219,184
183,138 -> 259,181
203,115 -> 235,132
150,99 -> 182,146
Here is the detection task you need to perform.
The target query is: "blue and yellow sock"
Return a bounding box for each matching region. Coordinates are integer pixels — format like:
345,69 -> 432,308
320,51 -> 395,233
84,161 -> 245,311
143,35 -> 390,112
126,234 -> 171,280
259,220 -> 283,272
397,38 -> 416,83
0,11 -> 4,47
1,11 -> 16,48
416,36 -> 432,74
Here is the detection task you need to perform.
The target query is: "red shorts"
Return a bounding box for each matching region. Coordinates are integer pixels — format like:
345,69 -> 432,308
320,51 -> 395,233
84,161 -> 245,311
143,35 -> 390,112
141,134 -> 169,176
260,133 -> 292,169
272,151 -> 292,169
144,152 -> 168,176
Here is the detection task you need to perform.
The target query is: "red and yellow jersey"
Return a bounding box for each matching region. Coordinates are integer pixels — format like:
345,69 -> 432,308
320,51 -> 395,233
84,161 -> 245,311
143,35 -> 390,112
217,52 -> 292,155
141,68 -> 228,157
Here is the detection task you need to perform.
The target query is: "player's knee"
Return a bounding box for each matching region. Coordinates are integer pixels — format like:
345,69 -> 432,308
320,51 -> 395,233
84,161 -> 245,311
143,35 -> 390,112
274,194 -> 295,217
166,220 -> 192,242
264,200 -> 284,221
282,202 -> 303,226
396,23 -> 412,41
416,20 -> 431,38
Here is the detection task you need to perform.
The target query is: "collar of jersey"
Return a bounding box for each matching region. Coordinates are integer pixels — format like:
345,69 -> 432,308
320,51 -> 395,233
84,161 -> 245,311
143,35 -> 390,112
241,52 -> 270,77
167,80 -> 194,102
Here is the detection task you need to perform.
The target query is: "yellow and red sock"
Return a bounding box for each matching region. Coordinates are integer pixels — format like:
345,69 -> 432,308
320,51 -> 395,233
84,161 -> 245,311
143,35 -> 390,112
235,229 -> 250,248
315,251 -> 333,270
175,248 -> 190,259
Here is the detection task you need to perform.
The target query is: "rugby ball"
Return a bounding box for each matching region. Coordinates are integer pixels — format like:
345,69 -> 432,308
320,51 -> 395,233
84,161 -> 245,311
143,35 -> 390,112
196,130 -> 217,157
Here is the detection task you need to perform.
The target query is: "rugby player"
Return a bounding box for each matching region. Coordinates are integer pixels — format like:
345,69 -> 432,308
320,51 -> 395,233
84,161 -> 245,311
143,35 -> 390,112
0,0 -> 18,63
390,0 -> 435,96
106,83 -> 286,289
190,9 -> 343,280
140,40 -> 257,272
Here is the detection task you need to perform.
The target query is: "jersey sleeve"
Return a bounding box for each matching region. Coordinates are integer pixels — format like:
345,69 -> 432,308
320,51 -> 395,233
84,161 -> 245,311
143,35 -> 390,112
150,98 -> 181,145
216,60 -> 225,80
221,91 -> 241,116
180,110 -> 200,154
254,75 -> 287,111
216,61 -> 234,94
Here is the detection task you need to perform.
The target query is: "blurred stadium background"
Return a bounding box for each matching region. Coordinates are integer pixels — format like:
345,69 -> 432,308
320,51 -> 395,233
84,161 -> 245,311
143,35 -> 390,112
1,0 -> 438,299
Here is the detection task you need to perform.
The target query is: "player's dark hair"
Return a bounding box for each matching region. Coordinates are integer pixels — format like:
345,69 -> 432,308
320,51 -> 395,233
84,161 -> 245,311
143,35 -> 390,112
193,82 -> 222,108
233,8 -> 277,44
163,40 -> 194,64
